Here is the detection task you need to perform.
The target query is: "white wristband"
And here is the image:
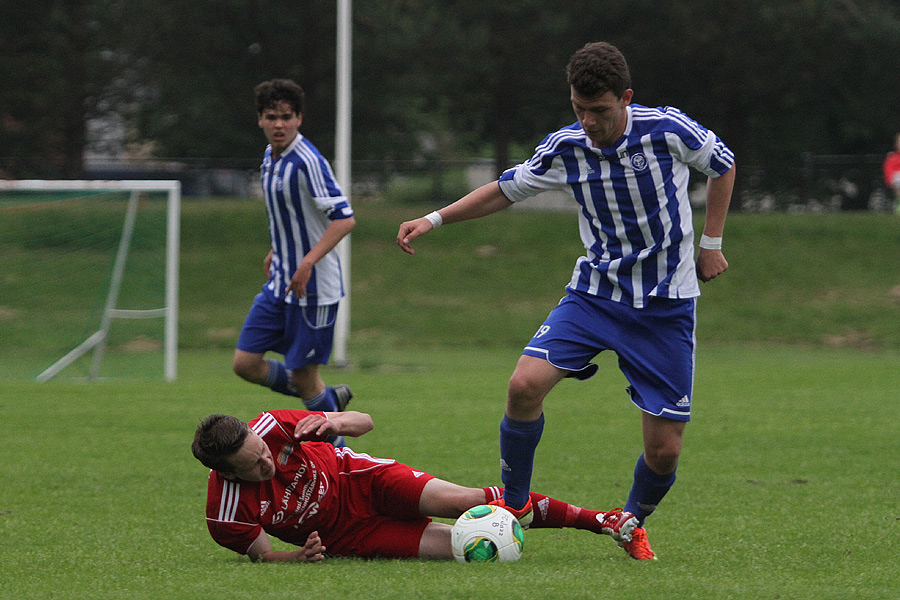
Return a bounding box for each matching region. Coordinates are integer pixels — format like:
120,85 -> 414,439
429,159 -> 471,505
699,234 -> 722,250
424,211 -> 443,228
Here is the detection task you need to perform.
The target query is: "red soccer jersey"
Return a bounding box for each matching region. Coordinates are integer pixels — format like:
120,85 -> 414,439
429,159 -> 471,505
204,410 -> 434,558
884,152 -> 900,186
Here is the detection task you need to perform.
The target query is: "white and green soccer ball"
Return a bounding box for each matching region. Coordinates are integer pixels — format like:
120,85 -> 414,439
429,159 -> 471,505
450,504 -> 524,563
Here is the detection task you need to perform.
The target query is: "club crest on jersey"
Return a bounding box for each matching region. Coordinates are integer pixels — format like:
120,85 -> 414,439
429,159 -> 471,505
278,444 -> 294,466
275,176 -> 285,191
630,153 -> 649,172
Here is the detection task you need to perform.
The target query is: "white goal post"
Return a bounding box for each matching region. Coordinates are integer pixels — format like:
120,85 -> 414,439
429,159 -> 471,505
0,179 -> 180,382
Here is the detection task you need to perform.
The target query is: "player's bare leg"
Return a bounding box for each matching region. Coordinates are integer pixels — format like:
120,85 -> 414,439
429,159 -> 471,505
494,355 -> 567,525
416,522 -> 454,560
641,412 -> 685,475
506,355 -> 566,421
232,349 -> 269,384
418,479 -> 486,518
233,350 -> 323,399
621,413 -> 685,560
288,363 -> 326,399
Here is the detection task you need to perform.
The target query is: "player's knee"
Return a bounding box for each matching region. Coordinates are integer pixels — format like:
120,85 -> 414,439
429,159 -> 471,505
643,444 -> 681,474
506,372 -> 544,413
232,352 -> 260,381
232,357 -> 248,379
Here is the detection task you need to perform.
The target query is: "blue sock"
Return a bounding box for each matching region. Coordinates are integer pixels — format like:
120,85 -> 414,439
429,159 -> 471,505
302,387 -> 338,412
499,414 -> 544,511
264,359 -> 298,396
624,454 -> 677,526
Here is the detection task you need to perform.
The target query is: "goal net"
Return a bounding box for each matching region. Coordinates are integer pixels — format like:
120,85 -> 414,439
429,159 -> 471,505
0,180 -> 180,382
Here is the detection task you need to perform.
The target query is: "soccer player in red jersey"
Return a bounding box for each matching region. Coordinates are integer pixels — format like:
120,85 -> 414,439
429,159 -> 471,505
883,132 -> 900,214
192,409 -> 638,561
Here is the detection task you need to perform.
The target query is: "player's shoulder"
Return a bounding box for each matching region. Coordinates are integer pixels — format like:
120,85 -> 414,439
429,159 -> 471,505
248,410 -> 292,439
286,134 -> 326,162
629,104 -> 709,142
250,409 -> 324,440
535,122 -> 589,154
206,468 -> 257,507
630,104 -> 688,127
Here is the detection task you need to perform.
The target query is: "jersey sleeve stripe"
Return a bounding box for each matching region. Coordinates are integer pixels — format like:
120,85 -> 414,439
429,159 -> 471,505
218,480 -> 241,522
251,412 -> 278,437
296,140 -> 344,200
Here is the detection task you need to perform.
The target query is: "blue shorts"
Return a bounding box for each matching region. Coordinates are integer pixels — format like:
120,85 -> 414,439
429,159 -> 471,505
236,292 -> 338,370
522,289 -> 696,422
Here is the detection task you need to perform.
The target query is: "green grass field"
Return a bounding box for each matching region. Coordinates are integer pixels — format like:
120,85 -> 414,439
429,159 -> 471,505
1,346 -> 897,599
1,198 -> 899,598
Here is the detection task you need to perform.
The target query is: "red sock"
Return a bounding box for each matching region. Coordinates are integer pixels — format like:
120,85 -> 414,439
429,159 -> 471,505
481,488 -> 607,534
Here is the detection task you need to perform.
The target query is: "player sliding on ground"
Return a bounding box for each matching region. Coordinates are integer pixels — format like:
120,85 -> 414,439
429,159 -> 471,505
192,409 -> 637,561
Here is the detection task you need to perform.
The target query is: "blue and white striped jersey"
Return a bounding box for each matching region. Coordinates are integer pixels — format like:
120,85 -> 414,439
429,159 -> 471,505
498,104 -> 734,308
260,133 -> 353,306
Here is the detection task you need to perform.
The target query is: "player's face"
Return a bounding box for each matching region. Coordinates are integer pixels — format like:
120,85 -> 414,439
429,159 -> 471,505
258,100 -> 302,157
226,432 -> 276,482
570,87 -> 633,148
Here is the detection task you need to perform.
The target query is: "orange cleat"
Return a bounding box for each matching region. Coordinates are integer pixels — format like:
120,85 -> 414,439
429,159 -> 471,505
619,526 -> 658,560
488,497 -> 534,529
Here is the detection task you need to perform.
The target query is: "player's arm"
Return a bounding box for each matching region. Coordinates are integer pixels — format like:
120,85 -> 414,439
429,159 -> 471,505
396,181 -> 513,255
247,529 -> 326,563
696,163 -> 735,282
293,410 -> 374,440
287,215 -> 356,298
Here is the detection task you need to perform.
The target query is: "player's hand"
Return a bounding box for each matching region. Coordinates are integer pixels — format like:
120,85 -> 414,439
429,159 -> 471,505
696,248 -> 728,282
293,531 -> 326,563
286,262 -> 313,298
396,217 -> 434,255
294,414 -> 338,440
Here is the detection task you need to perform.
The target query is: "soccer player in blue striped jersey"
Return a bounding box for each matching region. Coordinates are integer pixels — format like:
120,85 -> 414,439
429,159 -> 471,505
233,79 -> 355,444
398,42 -> 735,559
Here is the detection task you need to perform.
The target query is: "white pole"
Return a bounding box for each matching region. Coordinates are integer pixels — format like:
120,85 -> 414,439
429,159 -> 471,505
333,0 -> 352,366
164,183 -> 181,381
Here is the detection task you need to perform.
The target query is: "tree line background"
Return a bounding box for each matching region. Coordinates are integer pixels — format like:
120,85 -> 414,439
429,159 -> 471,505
2,0 -> 899,207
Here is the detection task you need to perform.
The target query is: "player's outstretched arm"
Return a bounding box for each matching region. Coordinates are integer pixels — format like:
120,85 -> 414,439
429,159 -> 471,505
248,530 -> 326,563
396,181 -> 513,255
293,410 -> 374,440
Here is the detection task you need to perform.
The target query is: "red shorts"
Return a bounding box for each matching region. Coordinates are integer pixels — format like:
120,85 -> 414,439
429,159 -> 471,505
325,449 -> 436,558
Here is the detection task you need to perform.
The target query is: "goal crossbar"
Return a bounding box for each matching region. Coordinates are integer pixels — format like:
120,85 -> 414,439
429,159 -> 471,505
0,180 -> 181,382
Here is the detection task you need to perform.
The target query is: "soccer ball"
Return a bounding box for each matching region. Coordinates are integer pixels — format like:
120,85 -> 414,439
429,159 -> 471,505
450,504 -> 524,563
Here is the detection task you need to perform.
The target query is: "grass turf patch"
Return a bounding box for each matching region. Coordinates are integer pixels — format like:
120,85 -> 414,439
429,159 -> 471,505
1,345 -> 897,599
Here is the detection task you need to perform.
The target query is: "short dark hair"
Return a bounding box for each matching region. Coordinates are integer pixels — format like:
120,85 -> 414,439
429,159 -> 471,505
566,42 -> 632,99
254,78 -> 305,115
191,414 -> 250,474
